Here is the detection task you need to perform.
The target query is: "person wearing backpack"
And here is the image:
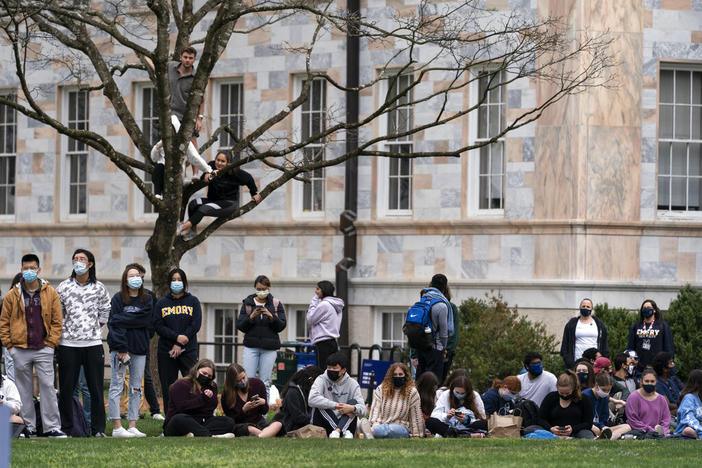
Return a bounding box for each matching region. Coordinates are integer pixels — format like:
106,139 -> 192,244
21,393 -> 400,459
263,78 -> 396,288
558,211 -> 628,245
407,274 -> 453,381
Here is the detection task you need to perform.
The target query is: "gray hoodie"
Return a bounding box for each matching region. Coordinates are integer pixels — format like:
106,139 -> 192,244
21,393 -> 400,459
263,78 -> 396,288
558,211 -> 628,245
306,295 -> 344,345
308,371 -> 367,418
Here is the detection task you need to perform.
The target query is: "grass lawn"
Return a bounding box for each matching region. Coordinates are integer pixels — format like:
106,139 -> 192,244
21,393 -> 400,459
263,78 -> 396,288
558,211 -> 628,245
11,433 -> 701,468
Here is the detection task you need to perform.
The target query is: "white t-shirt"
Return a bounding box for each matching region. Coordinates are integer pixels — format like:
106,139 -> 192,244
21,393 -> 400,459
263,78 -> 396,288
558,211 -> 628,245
517,371 -> 557,407
574,319 -> 598,361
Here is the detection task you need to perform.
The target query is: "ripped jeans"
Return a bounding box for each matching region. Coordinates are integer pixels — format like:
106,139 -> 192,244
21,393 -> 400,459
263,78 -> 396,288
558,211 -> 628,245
108,352 -> 146,422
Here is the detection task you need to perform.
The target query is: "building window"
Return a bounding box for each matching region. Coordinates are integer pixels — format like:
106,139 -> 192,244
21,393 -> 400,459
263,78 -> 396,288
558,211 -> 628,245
293,309 -> 310,342
384,73 -> 413,213
0,94 -> 16,216
298,77 -> 326,214
212,307 -> 236,382
380,311 -> 406,349
66,89 -> 89,215
658,67 -> 702,212
138,85 -> 158,214
215,81 -> 244,152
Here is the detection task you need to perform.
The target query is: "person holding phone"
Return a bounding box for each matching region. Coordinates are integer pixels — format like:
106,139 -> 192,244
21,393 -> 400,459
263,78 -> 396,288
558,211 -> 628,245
426,373 -> 486,437
221,363 -> 269,436
236,275 -> 286,400
523,370 -> 595,439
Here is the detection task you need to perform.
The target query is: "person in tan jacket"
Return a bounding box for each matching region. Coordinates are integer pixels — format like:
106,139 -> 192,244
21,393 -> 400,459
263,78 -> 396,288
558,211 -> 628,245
0,253 -> 66,438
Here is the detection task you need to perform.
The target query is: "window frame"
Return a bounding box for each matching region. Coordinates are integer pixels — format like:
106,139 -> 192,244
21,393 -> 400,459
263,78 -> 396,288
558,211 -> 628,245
206,305 -> 238,385
60,88 -> 90,220
211,78 -> 245,154
374,308 -> 407,350
656,63 -> 702,219
0,91 -> 17,221
133,82 -> 159,220
467,68 -> 506,217
287,307 -> 311,343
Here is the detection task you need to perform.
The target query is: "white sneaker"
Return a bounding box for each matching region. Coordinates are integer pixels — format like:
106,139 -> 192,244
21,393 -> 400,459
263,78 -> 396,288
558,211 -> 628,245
152,413 -> 165,421
212,433 -> 235,439
127,427 -> 147,438
359,419 -> 374,439
329,429 -> 341,438
112,427 -> 135,438
343,430 -> 354,439
433,433 -> 443,438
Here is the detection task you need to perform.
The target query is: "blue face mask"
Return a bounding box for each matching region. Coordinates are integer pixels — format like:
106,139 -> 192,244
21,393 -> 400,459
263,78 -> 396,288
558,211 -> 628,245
528,362 -> 543,377
22,269 -> 38,283
128,276 -> 143,290
502,392 -> 516,402
73,262 -> 88,275
170,281 -> 184,293
452,390 -> 466,400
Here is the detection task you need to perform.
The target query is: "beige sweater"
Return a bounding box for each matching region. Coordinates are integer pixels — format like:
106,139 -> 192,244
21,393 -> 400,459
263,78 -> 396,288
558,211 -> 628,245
368,385 -> 425,437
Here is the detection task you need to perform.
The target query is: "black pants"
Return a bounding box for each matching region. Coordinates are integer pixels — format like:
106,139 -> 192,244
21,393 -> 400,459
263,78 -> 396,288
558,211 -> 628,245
164,414 -> 235,437
158,352 -> 197,414
425,417 -> 488,437
153,163 -> 165,196
416,348 -> 444,382
442,351 -> 455,383
311,399 -> 358,435
57,345 -> 106,436
144,350 -> 161,414
314,339 -> 339,368
187,197 -> 238,227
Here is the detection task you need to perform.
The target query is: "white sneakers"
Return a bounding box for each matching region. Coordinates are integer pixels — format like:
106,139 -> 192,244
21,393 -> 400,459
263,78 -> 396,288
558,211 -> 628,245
112,427 -> 135,438
128,427 -> 147,438
212,433 -> 235,439
343,430 -> 354,439
329,429 -> 341,438
152,413 -> 165,421
359,419 -> 374,439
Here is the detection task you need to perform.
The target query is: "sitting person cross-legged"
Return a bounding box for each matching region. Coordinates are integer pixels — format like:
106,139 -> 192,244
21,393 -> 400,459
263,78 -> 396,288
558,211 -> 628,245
582,371 -> 631,440
359,362 -> 425,439
221,363 -> 269,436
625,367 -> 670,436
524,370 -> 595,439
163,359 -> 235,438
308,351 -> 367,438
673,369 -> 702,439
426,373 -> 487,438
257,366 -> 324,438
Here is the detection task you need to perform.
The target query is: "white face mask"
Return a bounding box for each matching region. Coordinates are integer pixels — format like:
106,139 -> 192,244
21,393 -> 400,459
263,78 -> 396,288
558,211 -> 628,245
255,290 -> 270,300
596,388 -> 610,399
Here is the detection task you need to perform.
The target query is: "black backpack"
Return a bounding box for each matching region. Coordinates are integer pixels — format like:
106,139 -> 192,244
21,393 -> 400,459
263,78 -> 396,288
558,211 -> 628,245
403,296 -> 442,350
514,397 -> 539,434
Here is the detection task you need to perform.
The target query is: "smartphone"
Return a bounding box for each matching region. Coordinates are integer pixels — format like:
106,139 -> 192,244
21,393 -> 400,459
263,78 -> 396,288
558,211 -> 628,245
558,426 -> 566,431
248,394 -> 259,401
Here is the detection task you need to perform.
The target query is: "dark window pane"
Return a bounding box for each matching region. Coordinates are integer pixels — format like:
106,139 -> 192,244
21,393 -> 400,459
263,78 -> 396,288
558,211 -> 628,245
389,177 -> 398,210
658,176 -> 670,209
675,105 -> 691,139
658,142 -> 671,175
659,104 -> 673,139
660,70 -> 674,103
399,177 -> 410,209
671,142 -> 686,176
676,70 -> 691,104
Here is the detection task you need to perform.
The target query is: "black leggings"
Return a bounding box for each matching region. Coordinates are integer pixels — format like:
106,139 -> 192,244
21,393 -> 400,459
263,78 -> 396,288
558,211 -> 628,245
164,414 -> 235,437
425,417 -> 488,437
314,339 -> 339,369
187,197 -> 238,227
158,352 -> 197,414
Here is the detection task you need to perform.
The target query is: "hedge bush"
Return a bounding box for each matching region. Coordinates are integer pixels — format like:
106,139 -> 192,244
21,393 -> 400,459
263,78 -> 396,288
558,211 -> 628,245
665,284 -> 702,382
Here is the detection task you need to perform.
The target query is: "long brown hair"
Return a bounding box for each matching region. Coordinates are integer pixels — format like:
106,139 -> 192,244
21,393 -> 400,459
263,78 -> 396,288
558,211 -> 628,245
221,363 -> 246,409
677,369 -> 702,406
381,362 -> 414,400
182,359 -> 215,395
449,375 -> 482,420
120,263 -> 148,304
415,372 -> 439,416
557,370 -> 582,402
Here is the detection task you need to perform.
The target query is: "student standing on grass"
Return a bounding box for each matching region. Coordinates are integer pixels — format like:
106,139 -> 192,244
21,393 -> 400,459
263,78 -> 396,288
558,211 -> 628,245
236,275 -> 286,400
154,268 -> 202,414
414,274 -> 452,381
306,281 -> 344,369
0,255 -> 65,438
257,366 -> 324,438
107,264 -> 154,438
627,299 -> 674,373
517,352 -> 557,407
56,249 -> 110,438
221,363 -> 269,436
673,369 -> 702,439
163,359 -> 234,438
308,351 -> 366,438
625,367 -> 670,436
560,298 -> 609,369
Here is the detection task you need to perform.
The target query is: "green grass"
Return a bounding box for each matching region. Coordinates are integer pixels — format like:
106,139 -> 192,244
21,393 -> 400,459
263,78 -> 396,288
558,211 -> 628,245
10,437 -> 701,467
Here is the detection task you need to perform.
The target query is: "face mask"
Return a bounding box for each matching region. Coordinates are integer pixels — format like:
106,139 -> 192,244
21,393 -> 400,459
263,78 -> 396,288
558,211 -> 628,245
255,290 -> 270,300
528,362 -> 543,377
170,281 -> 184,293
393,376 -> 407,388
502,392 -> 516,402
197,374 -> 213,387
73,262 -> 88,275
235,378 -> 247,389
627,364 -> 635,376
642,384 -> 656,394
580,308 -> 592,317
559,393 -> 573,401
128,276 -> 143,290
22,270 -> 38,283
596,388 -> 610,399
452,390 -> 466,400
327,370 -> 340,382
576,372 -> 589,386
642,308 -> 655,318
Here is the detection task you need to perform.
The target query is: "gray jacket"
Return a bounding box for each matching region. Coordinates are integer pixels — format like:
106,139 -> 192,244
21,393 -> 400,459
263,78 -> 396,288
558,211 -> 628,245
308,371 -> 367,418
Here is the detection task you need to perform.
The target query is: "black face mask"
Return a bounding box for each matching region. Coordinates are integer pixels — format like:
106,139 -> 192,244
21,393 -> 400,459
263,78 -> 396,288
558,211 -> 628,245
559,393 -> 573,401
327,370 -> 340,382
393,376 -> 407,388
197,374 -> 213,387
642,384 -> 656,394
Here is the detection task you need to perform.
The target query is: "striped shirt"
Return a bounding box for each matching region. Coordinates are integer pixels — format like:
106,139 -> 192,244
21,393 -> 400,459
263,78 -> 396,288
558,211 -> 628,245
369,385 -> 425,437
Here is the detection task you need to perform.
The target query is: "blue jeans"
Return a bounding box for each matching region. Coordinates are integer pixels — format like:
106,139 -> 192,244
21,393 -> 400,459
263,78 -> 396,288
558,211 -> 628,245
373,424 -> 410,439
242,347 -> 277,399
108,352 -> 146,422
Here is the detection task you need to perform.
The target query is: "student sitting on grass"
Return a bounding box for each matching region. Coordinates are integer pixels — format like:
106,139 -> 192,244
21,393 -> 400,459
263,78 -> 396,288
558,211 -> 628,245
582,371 -> 631,440
481,376 -> 521,416
415,371 -> 439,421
625,367 -> 670,436
673,369 -> 702,439
523,370 -> 595,439
221,363 -> 269,436
163,359 -> 235,438
359,362 -> 424,439
574,360 -> 595,391
308,351 -> 366,438
1,371 -> 24,438
426,374 -> 487,437
257,366 -> 324,438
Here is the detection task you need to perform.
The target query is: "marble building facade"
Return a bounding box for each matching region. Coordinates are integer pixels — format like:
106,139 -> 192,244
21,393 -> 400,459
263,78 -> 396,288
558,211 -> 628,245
0,0 -> 701,367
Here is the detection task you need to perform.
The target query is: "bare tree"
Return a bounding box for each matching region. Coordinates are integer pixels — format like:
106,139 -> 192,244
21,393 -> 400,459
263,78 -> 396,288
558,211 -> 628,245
0,0 -> 613,294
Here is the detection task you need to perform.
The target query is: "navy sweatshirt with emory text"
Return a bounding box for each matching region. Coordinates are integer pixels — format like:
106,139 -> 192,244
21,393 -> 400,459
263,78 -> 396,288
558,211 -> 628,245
153,292 -> 202,355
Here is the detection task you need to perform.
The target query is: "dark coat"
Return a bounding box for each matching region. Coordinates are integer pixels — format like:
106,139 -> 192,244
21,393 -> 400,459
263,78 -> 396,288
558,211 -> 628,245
236,294 -> 286,350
